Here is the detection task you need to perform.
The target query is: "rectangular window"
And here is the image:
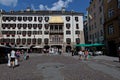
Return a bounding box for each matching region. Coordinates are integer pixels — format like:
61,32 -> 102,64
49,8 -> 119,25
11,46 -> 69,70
118,0 -> 120,8
108,24 -> 114,35
108,8 -> 114,18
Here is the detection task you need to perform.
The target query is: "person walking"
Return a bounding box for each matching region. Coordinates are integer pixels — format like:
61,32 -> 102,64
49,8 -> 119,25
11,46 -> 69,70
10,50 -> 16,68
7,53 -> 11,67
78,50 -> 83,60
84,50 -> 89,60
117,46 -> 120,62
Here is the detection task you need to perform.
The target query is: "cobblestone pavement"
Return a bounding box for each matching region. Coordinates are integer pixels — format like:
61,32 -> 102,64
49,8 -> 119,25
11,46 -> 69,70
0,53 -> 119,80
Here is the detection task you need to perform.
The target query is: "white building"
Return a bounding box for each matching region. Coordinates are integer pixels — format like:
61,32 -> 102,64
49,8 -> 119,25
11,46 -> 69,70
0,8 -> 84,52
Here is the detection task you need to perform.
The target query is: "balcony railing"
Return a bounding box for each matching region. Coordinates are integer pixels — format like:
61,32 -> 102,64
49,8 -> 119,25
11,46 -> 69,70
49,30 -> 63,33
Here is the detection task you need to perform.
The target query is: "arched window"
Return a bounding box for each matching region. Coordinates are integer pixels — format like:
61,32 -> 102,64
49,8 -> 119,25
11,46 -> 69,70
28,17 -> 32,21
18,17 -> 22,21
2,17 -> 6,22
66,16 -> 70,21
45,17 -> 49,22
22,38 -> 26,44
38,17 -> 42,22
27,38 -> 31,44
23,17 -> 27,21
11,38 -> 15,44
32,38 -> 36,44
45,24 -> 49,29
38,38 -> 42,44
44,38 -> 49,44
28,24 -> 32,29
23,24 -> 27,29
16,38 -> 21,44
38,24 -> 42,29
66,23 -> 71,29
33,24 -> 37,29
76,38 -> 80,44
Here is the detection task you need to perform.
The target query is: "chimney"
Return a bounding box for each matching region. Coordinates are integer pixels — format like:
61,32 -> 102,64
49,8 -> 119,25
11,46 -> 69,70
61,7 -> 65,12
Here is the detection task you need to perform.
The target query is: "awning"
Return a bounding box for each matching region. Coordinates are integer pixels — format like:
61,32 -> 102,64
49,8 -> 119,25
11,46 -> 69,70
14,46 -> 29,49
33,46 -> 43,48
75,44 -> 92,47
49,16 -> 64,23
75,43 -> 104,47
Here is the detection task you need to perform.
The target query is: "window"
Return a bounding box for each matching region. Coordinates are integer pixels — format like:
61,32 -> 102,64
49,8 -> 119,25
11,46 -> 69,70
28,31 -> 32,36
108,24 -> 114,35
76,38 -> 80,44
18,17 -> 22,21
33,31 -> 37,35
38,17 -> 42,22
44,31 -> 49,34
17,24 -> 22,29
75,17 -> 79,22
32,38 -> 36,44
22,38 -> 26,44
27,38 -> 31,44
38,31 -> 42,35
108,8 -> 114,18
23,24 -> 27,29
34,17 -> 37,21
33,24 -> 37,29
16,38 -> 21,44
28,17 -> 32,21
17,31 -> 21,35
75,30 -> 80,34
66,16 -> 70,21
76,24 -> 79,29
22,31 -> 26,36
2,24 -> 5,29
66,31 -> 71,35
44,38 -> 49,44
66,38 -> 71,44
45,24 -> 49,29
38,24 -> 42,29
118,0 -> 120,8
66,24 -> 71,29
28,24 -> 32,29
38,38 -> 42,44
23,17 -> 27,21
45,17 -> 49,22
2,17 -> 6,22
11,38 -> 15,44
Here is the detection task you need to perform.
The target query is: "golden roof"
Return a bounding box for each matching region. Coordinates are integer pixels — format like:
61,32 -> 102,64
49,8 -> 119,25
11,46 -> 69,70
49,16 -> 63,23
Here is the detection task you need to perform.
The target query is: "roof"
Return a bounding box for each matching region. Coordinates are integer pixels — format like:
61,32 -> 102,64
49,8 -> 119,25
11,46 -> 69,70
1,10 -> 83,16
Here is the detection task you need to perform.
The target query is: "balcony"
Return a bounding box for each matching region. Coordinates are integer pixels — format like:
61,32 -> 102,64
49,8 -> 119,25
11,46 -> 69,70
49,30 -> 63,34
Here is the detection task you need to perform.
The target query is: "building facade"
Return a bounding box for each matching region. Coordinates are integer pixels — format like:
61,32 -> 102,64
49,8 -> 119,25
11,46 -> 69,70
87,0 -> 104,44
0,8 -> 84,52
103,0 -> 120,56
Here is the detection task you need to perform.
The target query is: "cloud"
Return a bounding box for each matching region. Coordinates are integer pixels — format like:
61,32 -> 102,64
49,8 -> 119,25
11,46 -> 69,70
39,0 -> 73,10
0,0 -> 18,7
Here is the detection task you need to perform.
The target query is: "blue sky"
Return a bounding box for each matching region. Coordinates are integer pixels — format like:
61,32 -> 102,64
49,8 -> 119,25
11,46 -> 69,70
0,0 -> 90,14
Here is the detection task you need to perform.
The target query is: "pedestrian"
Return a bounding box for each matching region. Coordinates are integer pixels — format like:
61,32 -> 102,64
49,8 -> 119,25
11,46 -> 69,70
7,53 -> 11,67
10,50 -> 16,68
71,49 -> 74,56
15,50 -> 21,61
84,50 -> 89,60
78,50 -> 83,60
117,46 -> 120,62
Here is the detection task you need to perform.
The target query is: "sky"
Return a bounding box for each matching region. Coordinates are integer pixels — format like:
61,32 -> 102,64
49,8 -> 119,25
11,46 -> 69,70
0,0 -> 90,14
